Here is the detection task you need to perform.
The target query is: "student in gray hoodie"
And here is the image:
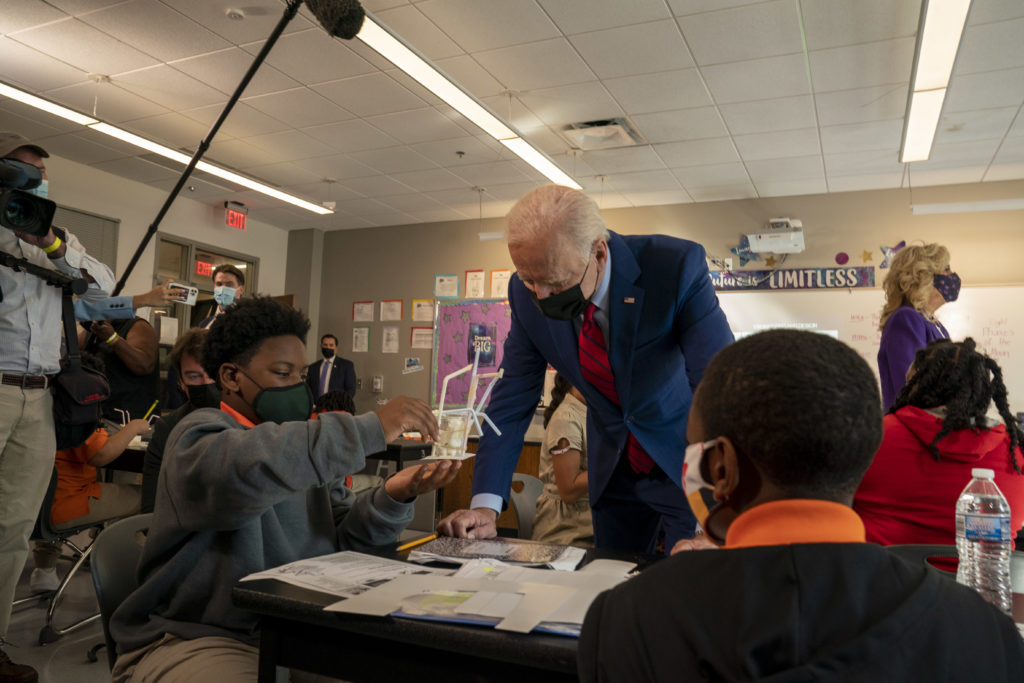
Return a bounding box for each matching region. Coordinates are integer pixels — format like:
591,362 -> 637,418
111,296 -> 458,682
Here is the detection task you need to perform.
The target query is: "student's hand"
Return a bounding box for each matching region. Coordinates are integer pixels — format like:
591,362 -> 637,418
123,419 -> 151,437
375,396 -> 439,442
670,536 -> 719,555
385,460 -> 461,501
437,507 -> 498,540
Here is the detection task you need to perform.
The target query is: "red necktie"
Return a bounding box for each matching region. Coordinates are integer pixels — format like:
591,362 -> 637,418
578,303 -> 655,474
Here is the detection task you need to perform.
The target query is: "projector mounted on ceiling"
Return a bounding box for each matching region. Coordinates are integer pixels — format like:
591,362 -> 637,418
747,217 -> 805,254
560,118 -> 645,151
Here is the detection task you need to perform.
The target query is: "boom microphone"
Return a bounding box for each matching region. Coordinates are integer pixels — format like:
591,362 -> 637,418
305,0 -> 366,40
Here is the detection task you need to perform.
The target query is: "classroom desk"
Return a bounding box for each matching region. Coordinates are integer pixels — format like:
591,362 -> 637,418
233,548 -> 657,683
367,438 -> 432,470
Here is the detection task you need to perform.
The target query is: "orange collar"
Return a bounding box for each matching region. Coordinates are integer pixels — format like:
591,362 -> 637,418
725,499 -> 865,549
220,400 -> 256,428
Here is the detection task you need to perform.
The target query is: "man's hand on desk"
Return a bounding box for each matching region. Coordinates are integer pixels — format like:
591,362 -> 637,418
375,396 -> 439,442
436,508 -> 498,540
385,460 -> 461,501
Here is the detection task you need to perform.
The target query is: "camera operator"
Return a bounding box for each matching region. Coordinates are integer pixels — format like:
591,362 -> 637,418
0,132 -> 114,682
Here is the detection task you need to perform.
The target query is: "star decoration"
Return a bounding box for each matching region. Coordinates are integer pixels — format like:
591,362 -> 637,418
729,236 -> 762,266
443,354 -> 452,364
453,332 -> 463,342
765,255 -> 777,267
861,250 -> 873,263
443,313 -> 452,323
480,304 -> 489,314
879,240 -> 906,269
461,311 -> 471,322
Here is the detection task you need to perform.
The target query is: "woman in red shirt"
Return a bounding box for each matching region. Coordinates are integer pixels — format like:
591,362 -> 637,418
854,338 -> 1024,556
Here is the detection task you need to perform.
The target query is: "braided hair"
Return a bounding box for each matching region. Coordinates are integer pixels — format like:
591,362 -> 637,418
543,374 -> 572,428
891,337 -> 1024,472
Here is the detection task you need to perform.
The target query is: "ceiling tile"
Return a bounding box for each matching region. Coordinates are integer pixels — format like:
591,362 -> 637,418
621,189 -> 693,206
366,108 -> 469,144
702,53 -> 810,104
671,162 -> 750,187
89,156 -> 179,183
451,160 -> 533,186
679,0 -> 803,67
147,175 -> 238,199
733,128 -> 821,160
0,103 -> 80,139
968,0 -> 1024,25
608,170 -> 682,192
0,37 -> 87,91
516,82 -> 623,127
122,111 -> 210,149
604,69 -> 712,115
170,49 -> 300,98
348,145 -> 439,173
243,88 -> 355,129
34,131 -> 131,164
745,155 -> 823,182
114,65 -> 227,110
410,135 -> 504,167
685,183 -> 758,201
985,138 -> 1024,181
576,146 -> 666,174
184,102 -> 290,139
287,179 -> 363,202
415,0 -> 560,52
913,137 -> 1002,168
79,0 -> 230,62
239,129 -> 333,162
342,175 -> 420,197
382,68 -> 445,108
313,73 -> 426,117
934,107 -> 1020,145
754,177 -> 827,197
407,207 -> 473,223
473,38 -> 596,91
569,20 -> 693,79
374,5 -> 464,59
0,2 -> 67,33
630,107 -> 729,143
480,94 -> 545,131
161,0 -> 317,44
809,38 -> 915,92
1009,114 -> 1024,138
548,152 -> 598,178
945,68 -> 1024,113
389,168 -> 470,192
428,186 -> 492,211
538,0 -> 669,34
956,18 -> 1024,75
654,138 -> 740,167
46,80 -> 169,122
334,196 -> 402,217
302,119 -> 401,153
379,192 -> 448,212
819,119 -> 903,154
11,18 -> 159,75
824,149 -> 903,177
903,167 -> 987,186
433,55 -> 506,99
484,181 -> 541,202
827,173 -> 903,193
800,0 -> 920,51
206,138 -> 280,169
241,161 -> 324,189
246,28 -> 377,85
814,84 -> 908,126
720,95 -> 816,135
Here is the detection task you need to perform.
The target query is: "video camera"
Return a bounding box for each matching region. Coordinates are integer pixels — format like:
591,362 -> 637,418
0,158 -> 56,237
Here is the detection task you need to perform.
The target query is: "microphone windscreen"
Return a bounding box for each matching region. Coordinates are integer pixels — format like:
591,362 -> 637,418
306,0 -> 365,40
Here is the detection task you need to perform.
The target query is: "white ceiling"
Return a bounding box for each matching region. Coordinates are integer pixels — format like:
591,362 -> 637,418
1,0 -> 1022,231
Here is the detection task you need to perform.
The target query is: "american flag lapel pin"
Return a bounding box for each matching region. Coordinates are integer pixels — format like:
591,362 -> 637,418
623,297 -> 635,304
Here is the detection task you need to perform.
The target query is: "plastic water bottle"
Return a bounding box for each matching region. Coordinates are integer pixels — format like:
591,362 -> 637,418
955,468 -> 1013,615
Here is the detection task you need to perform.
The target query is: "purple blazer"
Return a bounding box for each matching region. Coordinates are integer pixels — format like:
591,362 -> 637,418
877,304 -> 949,409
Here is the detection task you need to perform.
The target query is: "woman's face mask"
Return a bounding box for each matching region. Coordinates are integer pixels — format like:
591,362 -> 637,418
933,271 -> 961,303
213,285 -> 237,307
234,367 -> 312,424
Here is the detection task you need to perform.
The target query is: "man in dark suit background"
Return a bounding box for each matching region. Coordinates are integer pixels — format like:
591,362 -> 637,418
306,334 -> 356,402
438,184 -> 734,553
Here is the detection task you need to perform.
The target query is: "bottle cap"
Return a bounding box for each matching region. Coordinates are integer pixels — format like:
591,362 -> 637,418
972,468 -> 995,479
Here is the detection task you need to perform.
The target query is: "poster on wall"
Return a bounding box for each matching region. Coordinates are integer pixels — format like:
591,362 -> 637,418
411,327 -> 434,349
382,326 -> 400,354
352,301 -> 373,322
709,266 -> 874,292
352,326 -> 369,353
434,274 -> 459,298
465,270 -> 485,298
431,299 -> 511,408
412,299 -> 434,322
380,299 -> 403,321
490,269 -> 511,299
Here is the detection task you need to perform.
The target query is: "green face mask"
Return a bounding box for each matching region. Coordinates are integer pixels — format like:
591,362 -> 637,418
235,368 -> 313,424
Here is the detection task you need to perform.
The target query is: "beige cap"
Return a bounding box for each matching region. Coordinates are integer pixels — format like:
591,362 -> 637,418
0,132 -> 49,159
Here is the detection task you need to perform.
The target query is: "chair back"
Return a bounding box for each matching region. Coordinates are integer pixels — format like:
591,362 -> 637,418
509,473 -> 544,539
90,513 -> 152,670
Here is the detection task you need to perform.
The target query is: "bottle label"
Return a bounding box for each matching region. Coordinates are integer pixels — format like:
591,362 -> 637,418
963,514 -> 1012,542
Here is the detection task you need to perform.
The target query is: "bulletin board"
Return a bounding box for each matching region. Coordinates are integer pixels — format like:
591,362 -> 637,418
716,285 -> 1024,410
431,299 -> 511,408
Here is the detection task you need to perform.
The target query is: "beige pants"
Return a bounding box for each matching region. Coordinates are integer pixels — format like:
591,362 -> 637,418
0,385 -> 55,636
113,634 -> 345,682
33,483 -> 141,569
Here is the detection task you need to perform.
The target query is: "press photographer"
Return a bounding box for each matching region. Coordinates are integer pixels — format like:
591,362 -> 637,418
0,132 -> 115,682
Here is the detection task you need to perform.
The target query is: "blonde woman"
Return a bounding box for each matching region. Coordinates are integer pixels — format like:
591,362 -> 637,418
877,244 -> 959,408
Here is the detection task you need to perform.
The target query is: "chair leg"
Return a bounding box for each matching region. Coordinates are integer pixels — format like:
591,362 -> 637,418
38,540 -> 101,644
87,641 -> 106,663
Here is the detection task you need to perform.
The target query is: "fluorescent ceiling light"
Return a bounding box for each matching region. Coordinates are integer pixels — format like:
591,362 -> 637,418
500,138 -> 582,190
901,89 -> 945,163
358,16 -> 580,190
899,0 -> 972,163
0,81 -> 330,214
0,83 -> 98,126
911,198 -> 1024,215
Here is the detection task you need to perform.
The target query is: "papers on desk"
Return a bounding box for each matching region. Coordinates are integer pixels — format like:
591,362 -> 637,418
239,551 -> 453,599
325,557 -> 635,636
408,536 -> 586,571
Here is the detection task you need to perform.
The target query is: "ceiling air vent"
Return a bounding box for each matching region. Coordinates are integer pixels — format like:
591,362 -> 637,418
559,118 -> 645,151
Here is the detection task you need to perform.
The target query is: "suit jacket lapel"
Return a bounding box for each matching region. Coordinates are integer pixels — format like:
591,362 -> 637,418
606,234 -> 644,408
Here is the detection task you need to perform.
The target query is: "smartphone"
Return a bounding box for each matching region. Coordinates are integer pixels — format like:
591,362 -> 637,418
168,283 -> 198,306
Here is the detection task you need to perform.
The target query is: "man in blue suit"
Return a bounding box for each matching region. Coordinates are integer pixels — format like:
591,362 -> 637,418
305,333 -> 357,402
438,185 -> 733,553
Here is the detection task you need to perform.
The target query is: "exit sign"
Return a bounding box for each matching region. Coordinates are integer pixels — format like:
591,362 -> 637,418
196,260 -> 213,277
224,201 -> 248,231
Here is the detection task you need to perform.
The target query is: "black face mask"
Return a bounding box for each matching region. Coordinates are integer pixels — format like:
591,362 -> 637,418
529,258 -> 593,321
321,347 -> 335,359
186,383 -> 221,409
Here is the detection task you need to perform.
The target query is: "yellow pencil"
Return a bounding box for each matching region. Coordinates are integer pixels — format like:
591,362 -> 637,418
396,533 -> 437,553
142,400 -> 159,421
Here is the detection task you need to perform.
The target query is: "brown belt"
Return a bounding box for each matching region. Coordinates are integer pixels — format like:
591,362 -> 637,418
0,373 -> 55,389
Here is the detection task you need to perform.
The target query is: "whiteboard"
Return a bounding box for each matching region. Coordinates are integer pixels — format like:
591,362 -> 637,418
716,286 -> 1024,411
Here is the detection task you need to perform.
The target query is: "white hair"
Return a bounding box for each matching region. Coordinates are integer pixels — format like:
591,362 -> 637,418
505,185 -> 609,267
